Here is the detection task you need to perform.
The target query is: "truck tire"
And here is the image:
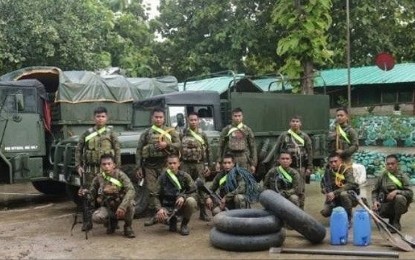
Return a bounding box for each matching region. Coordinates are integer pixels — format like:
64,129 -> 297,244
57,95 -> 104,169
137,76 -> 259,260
259,189 -> 326,244
31,179 -> 66,196
120,164 -> 149,218
213,208 -> 282,235
210,227 -> 286,252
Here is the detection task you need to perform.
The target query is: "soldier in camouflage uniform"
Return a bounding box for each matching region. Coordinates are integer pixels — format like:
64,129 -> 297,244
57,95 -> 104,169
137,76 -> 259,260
207,154 -> 258,215
320,153 -> 359,224
372,154 -> 413,232
327,107 -> 358,164
216,107 -> 257,174
79,154 -> 136,238
152,154 -> 197,236
75,106 -> 121,185
263,153 -> 301,207
180,112 -> 211,221
273,116 -> 312,210
135,107 -> 181,226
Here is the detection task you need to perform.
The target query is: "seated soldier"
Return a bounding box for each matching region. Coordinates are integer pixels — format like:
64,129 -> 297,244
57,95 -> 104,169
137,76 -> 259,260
263,152 -> 301,207
320,152 -> 359,225
79,154 -> 136,238
152,154 -> 198,236
205,153 -> 259,215
372,154 -> 413,232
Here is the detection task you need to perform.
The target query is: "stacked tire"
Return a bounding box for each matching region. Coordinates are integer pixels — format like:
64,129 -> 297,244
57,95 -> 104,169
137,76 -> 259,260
210,208 -> 285,251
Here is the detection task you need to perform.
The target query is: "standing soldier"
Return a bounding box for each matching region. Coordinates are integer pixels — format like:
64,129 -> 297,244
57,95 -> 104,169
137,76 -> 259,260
263,153 -> 301,207
180,112 -> 211,221
273,116 -> 312,210
152,154 -> 198,235
78,154 -> 136,238
216,107 -> 257,174
135,107 -> 181,226
372,154 -> 413,232
75,106 -> 121,186
328,107 -> 358,164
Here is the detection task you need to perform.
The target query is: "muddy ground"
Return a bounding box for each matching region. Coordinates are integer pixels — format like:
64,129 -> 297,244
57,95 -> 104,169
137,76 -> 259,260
1,147 -> 415,259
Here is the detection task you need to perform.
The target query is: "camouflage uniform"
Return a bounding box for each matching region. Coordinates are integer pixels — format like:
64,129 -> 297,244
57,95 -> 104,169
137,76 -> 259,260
89,169 -> 135,235
274,130 -> 313,209
75,126 -> 121,184
263,166 -> 301,207
135,126 -> 180,212
320,164 -> 359,221
153,170 -> 197,233
218,123 -> 257,170
208,169 -> 247,215
372,170 -> 413,230
180,127 -> 211,220
327,123 -> 358,164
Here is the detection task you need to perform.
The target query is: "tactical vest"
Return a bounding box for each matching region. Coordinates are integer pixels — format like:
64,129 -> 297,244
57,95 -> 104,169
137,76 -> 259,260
85,127 -> 115,164
227,127 -> 247,152
142,127 -> 172,158
282,133 -> 308,166
181,129 -> 204,161
97,170 -> 125,209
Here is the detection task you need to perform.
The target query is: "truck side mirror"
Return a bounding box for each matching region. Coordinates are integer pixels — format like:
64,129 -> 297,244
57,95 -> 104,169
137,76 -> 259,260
15,93 -> 24,111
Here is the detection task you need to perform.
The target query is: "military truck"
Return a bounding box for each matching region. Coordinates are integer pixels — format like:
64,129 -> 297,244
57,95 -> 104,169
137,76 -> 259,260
0,67 -> 329,217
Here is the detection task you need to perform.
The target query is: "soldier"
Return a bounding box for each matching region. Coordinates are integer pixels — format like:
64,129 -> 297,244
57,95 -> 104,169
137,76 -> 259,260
327,107 -> 358,164
263,152 -> 301,207
272,116 -> 312,210
372,154 -> 413,232
216,107 -> 257,174
135,107 -> 181,226
320,153 -> 359,225
78,154 -> 136,238
75,106 -> 121,185
180,112 -> 211,221
152,154 -> 197,236
207,154 -> 259,216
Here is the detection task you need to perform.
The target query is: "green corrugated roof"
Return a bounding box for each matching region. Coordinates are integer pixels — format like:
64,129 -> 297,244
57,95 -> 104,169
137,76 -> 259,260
178,63 -> 415,92
315,63 -> 415,87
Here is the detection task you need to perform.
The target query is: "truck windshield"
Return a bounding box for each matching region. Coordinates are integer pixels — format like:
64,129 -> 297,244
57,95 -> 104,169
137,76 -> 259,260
0,87 -> 37,113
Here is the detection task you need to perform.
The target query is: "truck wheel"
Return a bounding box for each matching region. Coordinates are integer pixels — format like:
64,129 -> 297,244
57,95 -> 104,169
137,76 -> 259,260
210,227 -> 286,252
120,164 -> 149,218
259,189 -> 326,244
213,208 -> 282,235
31,179 -> 66,196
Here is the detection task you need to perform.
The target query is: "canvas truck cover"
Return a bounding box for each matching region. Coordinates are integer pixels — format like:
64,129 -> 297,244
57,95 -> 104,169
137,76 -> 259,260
0,66 -> 178,103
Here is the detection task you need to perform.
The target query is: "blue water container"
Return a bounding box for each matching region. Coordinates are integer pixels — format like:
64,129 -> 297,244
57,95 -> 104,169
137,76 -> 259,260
353,207 -> 371,246
330,206 -> 349,245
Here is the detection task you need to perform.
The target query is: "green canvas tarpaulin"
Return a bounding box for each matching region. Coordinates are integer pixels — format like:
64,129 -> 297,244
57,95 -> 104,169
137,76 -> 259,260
0,66 -> 178,103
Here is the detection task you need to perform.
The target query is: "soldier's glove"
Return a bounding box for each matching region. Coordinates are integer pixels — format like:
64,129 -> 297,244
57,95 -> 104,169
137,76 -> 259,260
77,166 -> 85,177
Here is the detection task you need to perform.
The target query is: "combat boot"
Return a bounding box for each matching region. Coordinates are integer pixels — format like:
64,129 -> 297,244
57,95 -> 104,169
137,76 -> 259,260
199,208 -> 211,222
168,216 -> 177,232
144,216 -> 157,227
124,225 -> 136,238
107,217 -> 118,234
392,215 -> 402,232
180,218 -> 190,236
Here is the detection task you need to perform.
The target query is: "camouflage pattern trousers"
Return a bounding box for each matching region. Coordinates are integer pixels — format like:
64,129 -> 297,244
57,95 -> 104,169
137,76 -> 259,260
92,203 -> 135,227
378,194 -> 409,219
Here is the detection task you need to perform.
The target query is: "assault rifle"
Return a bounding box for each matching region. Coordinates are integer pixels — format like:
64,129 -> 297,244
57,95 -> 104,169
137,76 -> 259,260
195,178 -> 228,211
71,172 -> 93,239
322,168 -> 335,208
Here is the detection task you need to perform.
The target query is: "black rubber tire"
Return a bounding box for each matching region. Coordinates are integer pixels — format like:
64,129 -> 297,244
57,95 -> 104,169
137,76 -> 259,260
210,227 -> 286,252
213,208 -> 282,235
31,179 -> 66,196
260,189 -> 326,244
120,164 -> 149,218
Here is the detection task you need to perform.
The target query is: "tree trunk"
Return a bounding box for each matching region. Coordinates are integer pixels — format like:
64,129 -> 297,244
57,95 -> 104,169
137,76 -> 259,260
301,60 -> 314,94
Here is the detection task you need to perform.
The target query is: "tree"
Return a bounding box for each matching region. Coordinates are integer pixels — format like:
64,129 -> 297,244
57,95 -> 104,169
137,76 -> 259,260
273,0 -> 333,94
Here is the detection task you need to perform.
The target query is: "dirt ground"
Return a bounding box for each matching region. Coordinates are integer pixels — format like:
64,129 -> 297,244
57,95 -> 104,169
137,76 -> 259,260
1,180 -> 415,260
1,146 -> 415,259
